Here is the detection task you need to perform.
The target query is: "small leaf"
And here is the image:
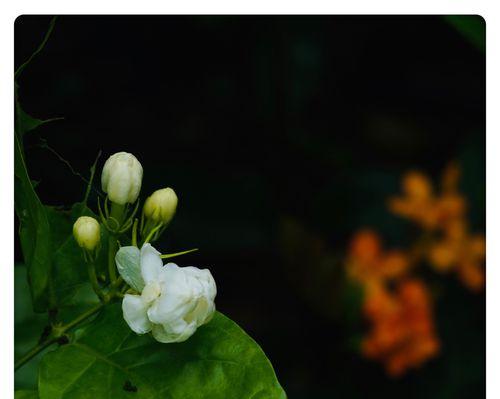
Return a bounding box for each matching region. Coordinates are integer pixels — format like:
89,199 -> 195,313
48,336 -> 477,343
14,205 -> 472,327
39,304 -> 286,399
116,246 -> 144,292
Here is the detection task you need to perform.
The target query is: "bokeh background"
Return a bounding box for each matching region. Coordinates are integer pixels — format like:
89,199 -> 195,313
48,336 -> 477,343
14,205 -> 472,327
15,15 -> 485,399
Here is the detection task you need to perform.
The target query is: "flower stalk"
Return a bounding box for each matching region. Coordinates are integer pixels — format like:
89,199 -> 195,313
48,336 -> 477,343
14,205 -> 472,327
86,255 -> 105,301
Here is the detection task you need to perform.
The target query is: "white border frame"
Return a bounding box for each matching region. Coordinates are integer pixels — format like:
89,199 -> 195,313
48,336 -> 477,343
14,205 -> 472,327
1,2 -> 497,399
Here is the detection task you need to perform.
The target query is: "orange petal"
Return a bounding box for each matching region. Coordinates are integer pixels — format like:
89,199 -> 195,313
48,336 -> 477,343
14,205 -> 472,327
403,171 -> 433,200
349,229 -> 381,263
428,242 -> 457,272
458,263 -> 484,292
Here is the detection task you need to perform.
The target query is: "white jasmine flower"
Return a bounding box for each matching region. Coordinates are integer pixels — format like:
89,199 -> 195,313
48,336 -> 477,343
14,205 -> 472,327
143,187 -> 178,224
101,152 -> 143,205
116,244 -> 216,343
73,216 -> 100,251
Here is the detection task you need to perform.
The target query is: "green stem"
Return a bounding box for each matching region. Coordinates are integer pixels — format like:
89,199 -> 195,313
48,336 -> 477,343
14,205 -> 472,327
87,259 -> 105,301
109,202 -> 125,230
132,218 -> 138,247
108,235 -> 118,282
160,248 -> 199,259
14,302 -> 105,372
14,338 -> 56,371
59,302 -> 104,333
108,203 -> 125,282
143,222 -> 163,245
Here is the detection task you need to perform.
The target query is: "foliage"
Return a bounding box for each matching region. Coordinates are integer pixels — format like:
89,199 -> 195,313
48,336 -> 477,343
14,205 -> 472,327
39,305 -> 285,399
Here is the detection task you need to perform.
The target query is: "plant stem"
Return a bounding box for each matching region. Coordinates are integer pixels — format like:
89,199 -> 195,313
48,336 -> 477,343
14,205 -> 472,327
14,337 -> 56,371
132,218 -> 138,247
142,222 -> 163,245
108,235 -> 118,282
87,259 -> 105,301
14,302 -> 105,372
60,302 -> 104,332
160,248 -> 199,259
107,203 -> 125,282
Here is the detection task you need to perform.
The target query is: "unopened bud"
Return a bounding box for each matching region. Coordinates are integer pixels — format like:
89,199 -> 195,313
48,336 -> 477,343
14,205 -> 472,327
144,187 -> 178,224
73,216 -> 101,251
101,152 -> 143,205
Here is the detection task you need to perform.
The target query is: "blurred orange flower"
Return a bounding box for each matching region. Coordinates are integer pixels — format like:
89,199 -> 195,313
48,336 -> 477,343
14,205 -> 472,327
345,161 -> 483,377
388,163 -> 466,230
347,229 -> 410,285
428,219 -> 485,291
361,280 -> 440,377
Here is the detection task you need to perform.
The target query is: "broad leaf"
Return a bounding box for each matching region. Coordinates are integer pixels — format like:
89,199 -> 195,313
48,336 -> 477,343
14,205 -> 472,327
39,304 -> 286,398
15,390 -> 38,399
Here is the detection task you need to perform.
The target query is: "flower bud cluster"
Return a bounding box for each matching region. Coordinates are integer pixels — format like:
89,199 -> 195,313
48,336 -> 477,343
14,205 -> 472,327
72,151 -> 215,345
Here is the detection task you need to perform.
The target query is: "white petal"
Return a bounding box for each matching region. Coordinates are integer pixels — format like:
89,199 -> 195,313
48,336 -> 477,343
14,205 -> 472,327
140,243 -> 163,284
151,324 -> 179,343
147,294 -> 195,326
185,297 -> 216,327
141,281 -> 161,304
182,267 -> 217,301
146,264 -> 195,325
122,294 -> 151,334
151,322 -> 197,343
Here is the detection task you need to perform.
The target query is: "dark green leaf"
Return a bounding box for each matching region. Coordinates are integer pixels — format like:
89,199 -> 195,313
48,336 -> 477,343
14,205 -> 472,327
14,265 -> 48,390
15,132 -> 53,312
39,304 -> 286,399
15,263 -> 100,391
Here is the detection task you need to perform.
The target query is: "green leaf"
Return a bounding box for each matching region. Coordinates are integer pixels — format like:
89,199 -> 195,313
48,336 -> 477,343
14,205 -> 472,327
14,265 -> 48,390
39,304 -> 286,399
14,81 -> 63,312
15,132 -> 53,312
115,246 -> 143,292
15,390 -> 39,399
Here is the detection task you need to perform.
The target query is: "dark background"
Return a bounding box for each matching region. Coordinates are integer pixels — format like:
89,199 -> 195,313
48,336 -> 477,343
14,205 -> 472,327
15,16 -> 485,398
